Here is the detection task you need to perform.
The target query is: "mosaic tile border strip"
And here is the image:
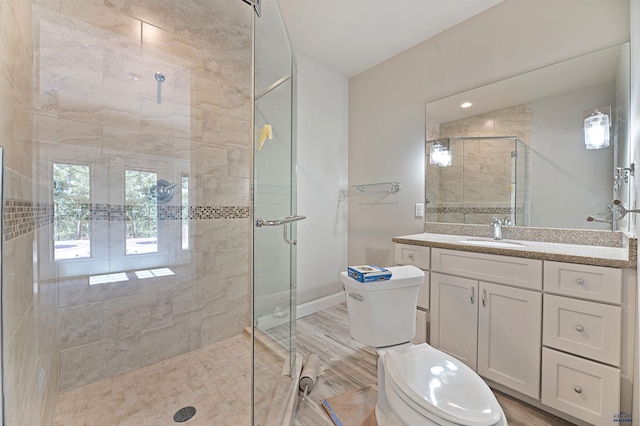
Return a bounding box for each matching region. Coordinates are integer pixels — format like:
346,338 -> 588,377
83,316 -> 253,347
427,207 -> 514,214
61,203 -> 251,221
4,200 -> 54,241
3,200 -> 251,241
426,206 -> 520,214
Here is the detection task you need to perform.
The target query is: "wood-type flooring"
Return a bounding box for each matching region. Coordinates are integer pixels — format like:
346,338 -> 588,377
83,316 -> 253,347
294,303 -> 576,426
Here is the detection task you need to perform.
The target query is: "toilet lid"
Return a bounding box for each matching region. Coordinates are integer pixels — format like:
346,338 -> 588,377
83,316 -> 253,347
385,344 -> 502,426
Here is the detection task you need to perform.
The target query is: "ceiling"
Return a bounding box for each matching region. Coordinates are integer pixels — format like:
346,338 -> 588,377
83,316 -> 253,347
278,0 -> 503,77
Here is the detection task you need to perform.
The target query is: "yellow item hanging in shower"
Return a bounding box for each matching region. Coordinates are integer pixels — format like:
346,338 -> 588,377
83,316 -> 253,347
258,124 -> 273,150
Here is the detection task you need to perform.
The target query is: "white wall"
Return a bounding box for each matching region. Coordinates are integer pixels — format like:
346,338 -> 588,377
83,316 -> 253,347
348,0 -> 630,265
295,53 -> 349,304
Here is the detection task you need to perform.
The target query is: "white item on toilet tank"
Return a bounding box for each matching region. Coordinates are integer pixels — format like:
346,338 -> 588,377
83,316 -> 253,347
340,265 -> 424,347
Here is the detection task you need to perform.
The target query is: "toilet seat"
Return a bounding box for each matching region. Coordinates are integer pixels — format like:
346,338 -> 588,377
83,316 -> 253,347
383,344 -> 502,426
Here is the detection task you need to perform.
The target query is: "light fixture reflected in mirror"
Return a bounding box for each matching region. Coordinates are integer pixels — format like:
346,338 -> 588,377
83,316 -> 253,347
583,105 -> 611,149
429,138 -> 451,167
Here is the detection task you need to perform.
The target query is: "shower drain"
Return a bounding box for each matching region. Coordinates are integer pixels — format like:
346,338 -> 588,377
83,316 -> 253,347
173,406 -> 197,423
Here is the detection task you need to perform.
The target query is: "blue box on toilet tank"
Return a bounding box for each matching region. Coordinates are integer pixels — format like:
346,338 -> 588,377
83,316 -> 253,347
347,265 -> 392,282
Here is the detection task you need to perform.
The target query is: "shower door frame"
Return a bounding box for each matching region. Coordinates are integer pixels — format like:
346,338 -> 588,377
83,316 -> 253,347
251,0 -> 301,424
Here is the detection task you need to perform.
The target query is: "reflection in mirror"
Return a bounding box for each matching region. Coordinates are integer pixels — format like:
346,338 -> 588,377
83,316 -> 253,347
425,43 -> 631,231
425,136 -> 529,226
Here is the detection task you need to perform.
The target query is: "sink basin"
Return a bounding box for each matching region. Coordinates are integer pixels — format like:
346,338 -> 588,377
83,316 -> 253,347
458,238 -> 527,248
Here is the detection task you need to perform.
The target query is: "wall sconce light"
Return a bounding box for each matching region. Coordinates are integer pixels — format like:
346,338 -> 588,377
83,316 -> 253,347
429,138 -> 451,167
583,106 -> 611,150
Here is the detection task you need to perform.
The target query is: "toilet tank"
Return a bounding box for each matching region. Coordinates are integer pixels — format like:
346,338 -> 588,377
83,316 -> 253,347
341,265 -> 424,347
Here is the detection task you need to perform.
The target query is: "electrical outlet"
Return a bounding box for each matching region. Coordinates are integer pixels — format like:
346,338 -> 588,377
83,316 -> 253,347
415,203 -> 424,218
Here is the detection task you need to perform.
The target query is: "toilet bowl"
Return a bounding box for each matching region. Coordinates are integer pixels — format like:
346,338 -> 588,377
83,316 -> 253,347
376,343 -> 507,426
341,266 -> 507,426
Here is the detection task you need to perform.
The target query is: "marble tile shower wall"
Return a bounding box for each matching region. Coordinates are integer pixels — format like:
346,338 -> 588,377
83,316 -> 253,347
0,0 -> 57,424
5,2 -> 252,425
430,104 -> 533,224
34,0 -> 252,386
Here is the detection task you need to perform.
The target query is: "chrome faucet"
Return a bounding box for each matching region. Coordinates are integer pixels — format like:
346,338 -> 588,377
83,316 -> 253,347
491,218 -> 503,240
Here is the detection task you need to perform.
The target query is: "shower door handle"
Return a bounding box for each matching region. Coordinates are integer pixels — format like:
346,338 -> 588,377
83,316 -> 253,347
255,215 -> 306,245
255,215 -> 306,227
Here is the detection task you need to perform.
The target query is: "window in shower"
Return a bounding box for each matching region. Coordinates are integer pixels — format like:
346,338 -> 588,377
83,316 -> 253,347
125,169 -> 158,255
181,175 -> 189,250
53,163 -> 91,260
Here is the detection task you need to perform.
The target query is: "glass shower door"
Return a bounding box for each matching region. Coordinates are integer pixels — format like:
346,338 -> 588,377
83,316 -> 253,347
253,0 -> 300,424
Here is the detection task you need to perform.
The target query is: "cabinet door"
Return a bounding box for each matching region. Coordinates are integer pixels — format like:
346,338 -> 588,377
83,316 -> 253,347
430,272 -> 478,370
477,281 -> 542,399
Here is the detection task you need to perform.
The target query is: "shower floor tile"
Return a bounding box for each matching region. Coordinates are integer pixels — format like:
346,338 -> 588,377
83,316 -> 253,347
53,332 -> 282,426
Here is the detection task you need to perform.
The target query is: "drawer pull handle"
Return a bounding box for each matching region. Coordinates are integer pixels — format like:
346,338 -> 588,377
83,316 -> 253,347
574,386 -> 583,394
576,278 -> 585,285
575,325 -> 584,332
481,289 -> 487,307
349,292 -> 364,302
408,253 -> 414,259
470,287 -> 475,304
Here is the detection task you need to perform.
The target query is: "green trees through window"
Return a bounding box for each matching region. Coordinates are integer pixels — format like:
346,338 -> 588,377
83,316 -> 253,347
53,164 -> 162,259
125,170 -> 158,255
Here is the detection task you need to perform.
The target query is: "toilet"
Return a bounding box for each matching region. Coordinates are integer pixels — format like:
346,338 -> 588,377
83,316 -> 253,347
341,265 -> 507,426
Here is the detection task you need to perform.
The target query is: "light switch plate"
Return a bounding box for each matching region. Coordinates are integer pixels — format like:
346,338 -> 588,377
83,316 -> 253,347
415,203 -> 424,217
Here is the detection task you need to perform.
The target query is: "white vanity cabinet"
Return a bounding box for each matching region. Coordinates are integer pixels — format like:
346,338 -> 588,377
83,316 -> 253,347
541,261 -> 626,425
394,243 -> 430,343
394,235 -> 636,426
430,248 -> 543,399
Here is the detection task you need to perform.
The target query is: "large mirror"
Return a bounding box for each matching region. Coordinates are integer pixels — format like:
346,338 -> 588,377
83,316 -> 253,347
425,42 -> 631,231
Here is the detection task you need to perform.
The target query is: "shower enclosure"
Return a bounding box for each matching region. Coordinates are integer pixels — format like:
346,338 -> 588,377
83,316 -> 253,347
1,0 -> 298,424
425,136 -> 530,226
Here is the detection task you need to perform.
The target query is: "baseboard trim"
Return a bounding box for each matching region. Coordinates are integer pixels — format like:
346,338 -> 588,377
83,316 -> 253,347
255,290 -> 345,331
296,291 -> 345,319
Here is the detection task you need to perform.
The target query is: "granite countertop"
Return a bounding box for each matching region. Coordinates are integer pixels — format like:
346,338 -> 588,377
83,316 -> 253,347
393,232 -> 637,269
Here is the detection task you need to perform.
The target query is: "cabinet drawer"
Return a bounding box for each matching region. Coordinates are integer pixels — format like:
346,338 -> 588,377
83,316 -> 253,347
543,294 -> 621,366
542,348 -> 620,425
431,248 -> 542,290
395,244 -> 430,270
544,261 -> 622,304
